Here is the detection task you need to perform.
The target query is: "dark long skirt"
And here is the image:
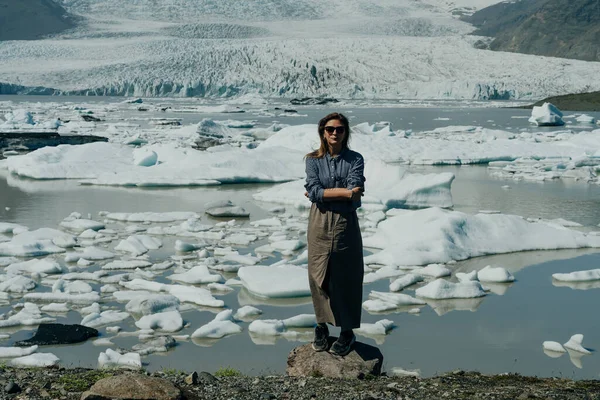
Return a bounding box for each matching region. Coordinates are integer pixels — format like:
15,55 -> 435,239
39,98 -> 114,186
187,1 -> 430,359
307,203 -> 364,331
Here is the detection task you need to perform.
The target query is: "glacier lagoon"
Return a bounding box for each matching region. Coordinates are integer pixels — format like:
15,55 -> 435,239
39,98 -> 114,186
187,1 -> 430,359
0,98 -> 600,377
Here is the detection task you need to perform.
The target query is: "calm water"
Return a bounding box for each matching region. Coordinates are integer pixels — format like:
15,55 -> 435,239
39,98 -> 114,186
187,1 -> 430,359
1,101 -> 599,378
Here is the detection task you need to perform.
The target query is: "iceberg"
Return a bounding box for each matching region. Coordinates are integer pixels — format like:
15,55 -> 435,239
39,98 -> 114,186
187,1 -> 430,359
528,103 -> 564,127
364,208 -> 600,267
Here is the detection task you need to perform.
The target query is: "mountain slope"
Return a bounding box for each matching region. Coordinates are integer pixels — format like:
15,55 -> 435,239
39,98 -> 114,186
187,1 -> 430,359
0,0 -> 75,41
464,0 -> 600,62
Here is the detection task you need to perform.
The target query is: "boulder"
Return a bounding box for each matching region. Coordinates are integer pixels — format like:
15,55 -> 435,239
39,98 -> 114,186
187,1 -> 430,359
286,339 -> 383,379
81,374 -> 181,400
15,323 -> 98,346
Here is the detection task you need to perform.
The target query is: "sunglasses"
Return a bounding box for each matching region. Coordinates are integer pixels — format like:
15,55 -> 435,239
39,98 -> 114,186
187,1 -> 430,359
324,126 -> 346,134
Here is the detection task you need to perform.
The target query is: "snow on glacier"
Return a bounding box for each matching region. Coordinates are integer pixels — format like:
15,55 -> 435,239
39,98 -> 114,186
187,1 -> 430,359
0,0 -> 599,99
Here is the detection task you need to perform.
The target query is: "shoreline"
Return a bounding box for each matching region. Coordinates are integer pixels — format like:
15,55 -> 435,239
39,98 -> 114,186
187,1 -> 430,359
0,367 -> 598,399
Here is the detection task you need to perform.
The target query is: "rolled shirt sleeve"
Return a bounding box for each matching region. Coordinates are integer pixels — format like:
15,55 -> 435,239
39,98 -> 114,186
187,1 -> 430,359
305,157 -> 325,203
346,153 -> 365,190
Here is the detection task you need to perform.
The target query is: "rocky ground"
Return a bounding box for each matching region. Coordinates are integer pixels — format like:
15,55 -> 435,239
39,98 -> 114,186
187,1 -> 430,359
0,367 -> 598,400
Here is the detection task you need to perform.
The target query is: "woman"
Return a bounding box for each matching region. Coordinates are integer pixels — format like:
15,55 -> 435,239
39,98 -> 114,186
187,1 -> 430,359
304,112 -> 365,356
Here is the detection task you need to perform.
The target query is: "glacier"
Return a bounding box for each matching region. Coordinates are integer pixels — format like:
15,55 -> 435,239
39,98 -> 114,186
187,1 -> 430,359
1,0 -> 600,100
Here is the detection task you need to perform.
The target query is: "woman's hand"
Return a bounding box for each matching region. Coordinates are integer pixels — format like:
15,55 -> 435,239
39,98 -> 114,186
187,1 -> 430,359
350,187 -> 364,202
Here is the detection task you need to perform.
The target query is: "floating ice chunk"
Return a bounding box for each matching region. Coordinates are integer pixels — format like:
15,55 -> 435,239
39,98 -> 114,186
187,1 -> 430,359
0,275 -> 36,292
0,230 -> 73,256
3,109 -> 34,125
62,270 -> 108,281
107,212 -> 199,223
355,319 -> 395,337
174,240 -> 206,252
222,252 -> 259,265
543,341 -> 566,353
456,271 -> 478,282
223,233 -> 257,246
389,274 -> 424,291
364,208 -> 600,267
65,246 -> 115,262
248,314 -> 315,339
206,206 -> 249,218
416,279 -> 486,300
0,345 -> 38,358
23,292 -> 100,304
102,260 -> 152,270
0,223 -> 28,235
270,240 -> 305,252
11,353 -> 59,368
120,278 -> 166,292
93,338 -> 114,346
0,303 -> 55,328
82,310 -> 131,328
238,265 -> 310,298
135,310 -> 183,332
60,218 -> 105,233
167,265 -> 223,284
234,305 -> 263,320
191,310 -> 242,339
125,294 -> 180,315
115,235 -> 162,256
369,291 -> 426,307
544,218 -> 583,228
576,114 -> 596,124
53,279 -> 93,294
553,268 -> 600,282
529,103 -> 564,126
207,283 -> 233,292
6,259 -> 63,275
416,264 -> 451,278
132,148 -> 158,166
166,285 -> 224,308
80,303 -> 101,315
98,348 -> 141,369
477,266 -> 515,283
389,367 -> 421,377
41,303 -> 70,313
132,336 -> 176,355
563,334 -> 592,355
0,257 -> 18,267
251,217 -> 282,227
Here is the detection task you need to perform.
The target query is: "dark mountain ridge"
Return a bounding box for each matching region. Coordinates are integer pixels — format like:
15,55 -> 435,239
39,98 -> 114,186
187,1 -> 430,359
0,0 -> 76,41
463,0 -> 600,62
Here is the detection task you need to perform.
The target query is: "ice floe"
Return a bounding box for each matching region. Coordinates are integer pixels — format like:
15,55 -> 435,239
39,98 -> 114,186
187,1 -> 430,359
135,310 -> 184,333
552,268 -> 600,282
415,279 -> 486,300
529,103 -> 564,127
238,265 -> 310,298
98,348 -> 141,369
364,208 -> 600,267
11,353 -> 60,368
191,309 -> 242,339
563,334 -> 592,355
477,266 -> 515,283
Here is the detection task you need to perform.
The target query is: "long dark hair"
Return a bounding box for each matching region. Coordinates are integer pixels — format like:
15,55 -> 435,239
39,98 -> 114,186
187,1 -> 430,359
305,112 -> 351,159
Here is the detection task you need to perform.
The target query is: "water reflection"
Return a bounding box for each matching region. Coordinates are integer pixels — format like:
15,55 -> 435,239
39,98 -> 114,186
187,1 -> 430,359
424,297 -> 485,316
552,279 -> 600,291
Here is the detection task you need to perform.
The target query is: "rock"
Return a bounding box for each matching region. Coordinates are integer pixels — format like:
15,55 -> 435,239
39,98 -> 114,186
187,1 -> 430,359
81,374 -> 181,400
198,371 -> 218,385
81,115 -> 102,122
15,323 -> 98,346
5,381 -> 21,394
286,339 -> 384,379
184,372 -> 198,385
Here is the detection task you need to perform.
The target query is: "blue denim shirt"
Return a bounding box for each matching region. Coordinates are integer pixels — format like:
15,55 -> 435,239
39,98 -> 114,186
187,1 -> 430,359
305,149 -> 365,213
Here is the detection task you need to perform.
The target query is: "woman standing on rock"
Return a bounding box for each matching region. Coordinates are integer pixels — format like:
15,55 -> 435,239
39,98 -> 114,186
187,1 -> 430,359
304,112 -> 365,356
